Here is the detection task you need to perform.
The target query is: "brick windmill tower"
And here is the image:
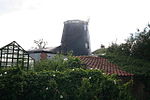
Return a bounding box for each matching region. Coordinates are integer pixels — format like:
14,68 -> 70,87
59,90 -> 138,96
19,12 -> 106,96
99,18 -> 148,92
61,20 -> 91,56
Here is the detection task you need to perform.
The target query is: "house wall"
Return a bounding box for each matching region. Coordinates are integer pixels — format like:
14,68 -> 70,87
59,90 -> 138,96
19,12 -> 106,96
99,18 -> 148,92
29,53 -> 56,61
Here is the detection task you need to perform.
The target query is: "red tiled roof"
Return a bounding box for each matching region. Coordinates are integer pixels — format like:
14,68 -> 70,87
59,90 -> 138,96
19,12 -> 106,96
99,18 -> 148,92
76,56 -> 134,77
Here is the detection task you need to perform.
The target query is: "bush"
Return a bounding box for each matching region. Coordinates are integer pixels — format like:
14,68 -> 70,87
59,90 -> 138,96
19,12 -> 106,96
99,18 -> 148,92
0,67 -> 134,100
34,54 -> 83,72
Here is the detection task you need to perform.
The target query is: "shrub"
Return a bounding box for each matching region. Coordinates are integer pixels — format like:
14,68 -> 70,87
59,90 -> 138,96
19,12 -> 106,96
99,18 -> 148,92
34,54 -> 83,72
0,67 -> 134,100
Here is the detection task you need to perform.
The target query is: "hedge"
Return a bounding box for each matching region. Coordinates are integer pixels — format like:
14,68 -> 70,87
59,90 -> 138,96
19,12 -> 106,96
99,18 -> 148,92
0,67 -> 134,100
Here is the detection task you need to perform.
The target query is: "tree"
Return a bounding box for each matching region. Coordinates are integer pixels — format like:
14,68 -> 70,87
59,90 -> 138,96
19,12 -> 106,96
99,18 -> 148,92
128,24 -> 150,60
107,24 -> 150,60
34,39 -> 47,49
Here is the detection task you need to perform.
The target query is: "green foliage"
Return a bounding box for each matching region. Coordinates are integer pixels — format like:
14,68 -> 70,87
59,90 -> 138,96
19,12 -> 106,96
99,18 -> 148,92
102,24 -> 150,99
93,24 -> 150,100
107,43 -> 131,56
98,53 -> 150,99
34,54 -> 83,72
118,80 -> 135,100
107,24 -> 150,60
0,67 -> 134,100
101,53 -> 150,76
132,29 -> 150,60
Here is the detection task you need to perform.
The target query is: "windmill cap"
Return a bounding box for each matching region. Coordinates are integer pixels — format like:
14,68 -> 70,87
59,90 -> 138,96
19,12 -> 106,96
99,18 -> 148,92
64,20 -> 88,24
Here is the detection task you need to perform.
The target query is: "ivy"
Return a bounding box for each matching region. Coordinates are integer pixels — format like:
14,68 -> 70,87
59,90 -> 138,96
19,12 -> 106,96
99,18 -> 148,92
0,67 -> 134,100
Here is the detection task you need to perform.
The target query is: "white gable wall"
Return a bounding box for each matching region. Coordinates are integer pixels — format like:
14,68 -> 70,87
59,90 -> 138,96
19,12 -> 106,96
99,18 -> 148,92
29,53 -> 56,61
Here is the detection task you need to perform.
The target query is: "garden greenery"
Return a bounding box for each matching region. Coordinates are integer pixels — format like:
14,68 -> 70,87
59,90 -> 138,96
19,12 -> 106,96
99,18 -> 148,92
0,55 -> 134,100
93,24 -> 150,100
107,24 -> 150,61
34,54 -> 84,72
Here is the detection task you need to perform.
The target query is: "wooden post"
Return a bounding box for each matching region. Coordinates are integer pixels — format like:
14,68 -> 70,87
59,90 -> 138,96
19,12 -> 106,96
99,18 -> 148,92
0,49 -> 2,67
16,47 -> 20,67
12,44 -> 15,66
6,46 -> 9,67
27,54 -> 29,70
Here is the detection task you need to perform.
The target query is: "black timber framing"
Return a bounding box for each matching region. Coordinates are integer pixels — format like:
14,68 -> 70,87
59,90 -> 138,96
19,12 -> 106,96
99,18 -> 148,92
0,41 -> 35,70
6,46 -> 9,67
12,43 -> 15,66
0,49 -> 2,67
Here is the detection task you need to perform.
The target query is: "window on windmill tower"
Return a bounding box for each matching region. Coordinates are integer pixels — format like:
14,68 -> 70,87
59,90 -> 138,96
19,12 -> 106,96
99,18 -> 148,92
85,42 -> 89,49
84,25 -> 87,31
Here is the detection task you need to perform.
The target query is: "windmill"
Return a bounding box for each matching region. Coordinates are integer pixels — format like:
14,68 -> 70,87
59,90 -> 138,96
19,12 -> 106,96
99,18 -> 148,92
61,20 -> 91,56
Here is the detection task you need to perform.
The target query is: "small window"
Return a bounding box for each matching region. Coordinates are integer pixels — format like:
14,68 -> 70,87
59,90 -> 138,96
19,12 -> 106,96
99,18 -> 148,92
85,43 -> 89,49
84,25 -> 86,31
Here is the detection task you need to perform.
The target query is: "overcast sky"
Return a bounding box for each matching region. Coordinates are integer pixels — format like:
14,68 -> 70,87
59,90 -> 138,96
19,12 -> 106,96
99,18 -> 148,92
0,0 -> 150,51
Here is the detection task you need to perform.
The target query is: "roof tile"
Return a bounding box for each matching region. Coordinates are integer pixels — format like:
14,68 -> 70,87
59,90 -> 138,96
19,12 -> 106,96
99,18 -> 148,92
76,56 -> 133,77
